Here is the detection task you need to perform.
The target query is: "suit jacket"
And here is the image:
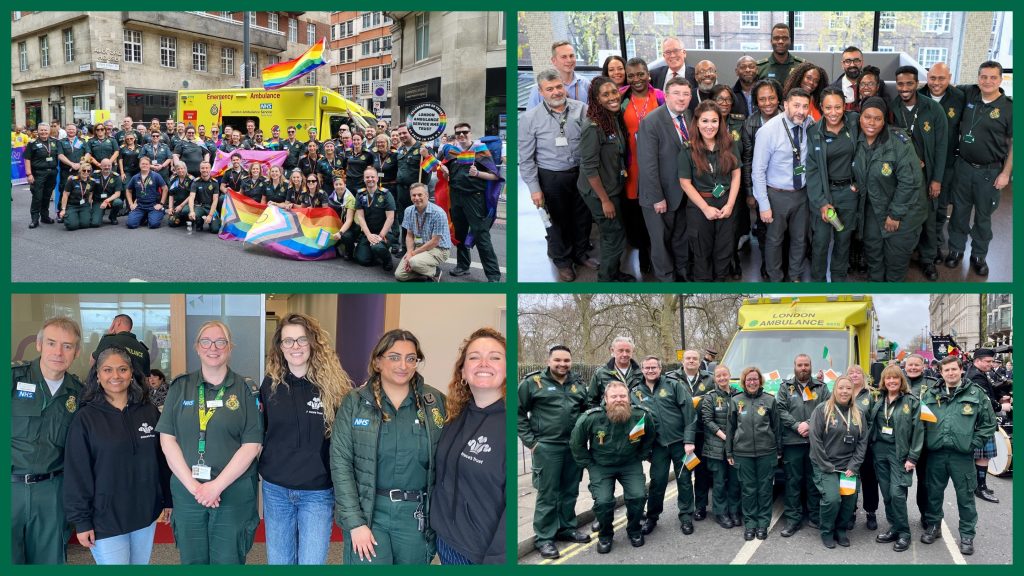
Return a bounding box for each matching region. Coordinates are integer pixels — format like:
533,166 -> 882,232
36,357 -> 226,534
650,64 -> 696,93
637,105 -> 691,211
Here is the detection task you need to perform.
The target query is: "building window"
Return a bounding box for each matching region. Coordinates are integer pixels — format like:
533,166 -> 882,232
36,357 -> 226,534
879,12 -> 897,32
160,36 -> 176,68
221,47 -> 234,75
63,28 -> 74,62
828,12 -> 851,30
305,69 -> 316,85
39,35 -> 50,68
268,13 -> 278,31
740,42 -> 760,51
792,44 -> 805,51
250,52 -> 259,78
345,21 -> 354,37
877,46 -> 895,53
269,55 -> 280,66
362,13 -> 371,28
307,23 -> 316,45
653,12 -> 672,26
339,71 -> 353,85
124,30 -> 142,63
918,47 -> 948,68
793,12 -> 804,30
415,12 -> 429,61
13,11 -> 22,20
19,41 -> 28,71
289,18 -> 297,43
921,12 -> 952,34
740,12 -> 759,29
193,42 -> 207,72
222,11 -> 232,20
696,39 -> 715,49
381,36 -> 392,52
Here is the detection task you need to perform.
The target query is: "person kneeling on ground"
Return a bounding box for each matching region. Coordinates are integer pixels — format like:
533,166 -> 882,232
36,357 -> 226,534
395,183 -> 452,282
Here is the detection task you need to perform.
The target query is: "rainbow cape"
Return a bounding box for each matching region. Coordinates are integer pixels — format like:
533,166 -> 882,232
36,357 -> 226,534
262,38 -> 328,89
218,190 -> 341,260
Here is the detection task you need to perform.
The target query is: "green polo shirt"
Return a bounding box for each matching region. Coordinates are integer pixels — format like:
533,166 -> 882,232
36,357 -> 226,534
155,369 -> 263,480
376,394 -> 430,491
11,359 -> 83,474
957,85 -> 1013,166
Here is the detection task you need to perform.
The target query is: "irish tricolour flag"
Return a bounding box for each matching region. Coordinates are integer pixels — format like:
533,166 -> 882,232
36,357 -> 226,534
823,346 -> 833,368
628,415 -> 646,441
920,403 -> 938,423
839,474 -> 857,496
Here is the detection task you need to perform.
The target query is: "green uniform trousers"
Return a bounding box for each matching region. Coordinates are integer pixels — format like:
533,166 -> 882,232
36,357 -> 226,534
691,434 -> 711,511
11,475 -> 68,564
915,447 -> 930,518
342,495 -> 431,564
30,170 -> 57,219
915,183 -> 939,261
170,475 -> 259,564
645,441 -> 693,524
532,442 -> 584,544
64,203 -> 102,230
809,184 -> 858,282
355,233 -> 392,267
101,199 -> 125,223
734,454 -> 775,529
812,466 -> 859,538
873,441 -> 913,539
707,457 -> 741,517
924,448 -> 978,538
579,192 -> 625,282
934,166 -> 956,250
948,158 -> 1002,259
862,196 -> 921,282
589,462 -> 646,539
782,444 -> 821,525
451,189 -> 501,281
182,206 -> 221,233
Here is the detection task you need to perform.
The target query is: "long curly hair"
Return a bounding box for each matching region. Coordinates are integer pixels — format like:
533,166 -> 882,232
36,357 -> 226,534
585,76 -> 623,137
366,329 -> 425,423
687,100 -> 738,177
265,313 -> 353,438
783,62 -> 829,108
445,327 -> 506,423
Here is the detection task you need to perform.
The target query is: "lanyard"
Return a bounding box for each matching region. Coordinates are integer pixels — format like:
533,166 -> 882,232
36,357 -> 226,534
900,105 -> 920,136
78,179 -> 88,201
101,175 -> 113,194
883,395 -> 899,425
630,92 -> 653,125
544,102 -> 569,137
415,207 -> 428,236
965,97 -> 995,136
783,120 -> 803,163
197,383 -> 226,456
835,405 -> 851,433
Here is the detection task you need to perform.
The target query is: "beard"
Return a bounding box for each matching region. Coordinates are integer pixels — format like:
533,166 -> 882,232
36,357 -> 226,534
846,67 -> 861,79
606,401 -> 631,423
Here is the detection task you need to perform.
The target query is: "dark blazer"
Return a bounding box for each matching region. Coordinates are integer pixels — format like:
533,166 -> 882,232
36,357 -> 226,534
650,64 -> 696,93
732,80 -> 755,117
637,105 -> 691,211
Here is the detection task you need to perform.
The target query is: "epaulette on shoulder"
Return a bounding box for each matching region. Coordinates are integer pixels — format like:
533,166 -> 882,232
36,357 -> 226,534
243,377 -> 259,396
730,113 -> 746,121
891,128 -> 911,144
170,373 -> 189,387
584,406 -> 603,415
756,58 -> 770,66
11,360 -> 31,369
793,55 -> 806,63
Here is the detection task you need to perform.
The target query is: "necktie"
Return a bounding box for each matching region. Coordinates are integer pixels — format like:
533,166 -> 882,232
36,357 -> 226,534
676,114 -> 689,142
792,125 -> 803,189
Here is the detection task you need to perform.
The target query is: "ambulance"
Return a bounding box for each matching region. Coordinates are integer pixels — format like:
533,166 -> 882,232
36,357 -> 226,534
176,86 -> 375,138
719,295 -> 879,394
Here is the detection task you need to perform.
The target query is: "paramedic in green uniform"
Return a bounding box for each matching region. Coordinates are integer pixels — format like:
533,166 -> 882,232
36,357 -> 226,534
852,97 -> 925,282
354,166 -> 396,270
572,379 -> 655,553
167,162 -> 196,227
777,354 -> 830,536
85,124 -> 119,169
918,355 -> 997,556
394,124 -> 433,238
868,365 -> 924,552
904,354 -> 938,523
891,66 -> 948,281
187,162 -> 221,233
630,355 -> 697,536
94,159 -> 125,225
330,329 -> 446,564
156,321 -> 262,564
517,345 -> 590,560
809,376 -> 868,549
946,60 -> 1013,276
11,317 -> 83,564
807,88 -> 859,282
726,366 -> 781,541
59,164 -> 99,231
918,62 -> 964,258
588,336 -> 643,409
24,122 -> 60,227
702,364 -> 742,529
756,23 -> 804,82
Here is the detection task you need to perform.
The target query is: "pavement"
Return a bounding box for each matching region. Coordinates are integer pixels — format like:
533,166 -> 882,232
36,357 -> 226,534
10,183 -> 506,283
517,449 -> 1014,565
517,172 -> 1014,283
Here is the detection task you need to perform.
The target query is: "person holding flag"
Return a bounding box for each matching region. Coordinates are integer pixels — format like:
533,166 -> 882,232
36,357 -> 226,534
726,367 -> 781,541
570,380 -> 655,554
809,375 -> 869,549
438,122 -> 503,282
918,355 -> 997,556
845,364 -> 880,531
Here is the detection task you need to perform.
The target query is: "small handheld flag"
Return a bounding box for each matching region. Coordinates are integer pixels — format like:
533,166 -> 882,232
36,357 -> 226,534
802,385 -> 817,401
628,415 -> 646,441
456,149 -> 476,165
919,403 -> 937,423
420,152 -> 440,173
315,227 -> 331,248
823,346 -> 832,367
684,452 -> 701,471
839,474 -> 857,496
692,396 -> 702,409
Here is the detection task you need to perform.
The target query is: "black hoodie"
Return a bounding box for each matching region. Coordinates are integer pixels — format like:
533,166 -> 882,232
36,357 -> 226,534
258,373 -> 333,490
63,398 -> 171,540
430,397 -> 506,564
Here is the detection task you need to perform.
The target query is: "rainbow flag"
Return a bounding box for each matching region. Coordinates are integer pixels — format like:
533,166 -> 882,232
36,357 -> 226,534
420,152 -> 440,173
218,190 -> 341,260
919,403 -> 938,423
262,38 -> 329,89
441,141 -> 504,249
627,414 -> 646,442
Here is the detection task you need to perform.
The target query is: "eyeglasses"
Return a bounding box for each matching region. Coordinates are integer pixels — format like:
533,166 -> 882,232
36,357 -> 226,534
198,338 -> 229,350
842,58 -> 863,65
454,130 -> 470,135
663,49 -> 683,56
281,337 -> 309,348
860,81 -> 878,88
714,96 -> 733,103
383,354 -> 420,365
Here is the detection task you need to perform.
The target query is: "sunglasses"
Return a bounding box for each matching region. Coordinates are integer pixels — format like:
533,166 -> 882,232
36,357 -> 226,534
306,178 -> 319,183
455,130 -> 470,135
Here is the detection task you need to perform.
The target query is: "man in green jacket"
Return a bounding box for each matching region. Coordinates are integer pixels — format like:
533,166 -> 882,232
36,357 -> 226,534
665,349 -> 713,520
517,345 -> 591,559
919,355 -> 997,555
631,355 -> 697,536
853,97 -> 925,282
572,380 -> 655,554
917,62 -> 965,258
756,23 -> 804,82
12,317 -> 84,564
777,353 -> 831,536
891,65 -> 948,281
588,336 -> 643,408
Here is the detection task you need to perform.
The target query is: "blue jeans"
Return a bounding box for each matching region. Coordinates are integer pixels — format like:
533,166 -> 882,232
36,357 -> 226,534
126,205 -> 165,229
89,521 -> 157,565
261,479 -> 334,564
436,535 -> 473,565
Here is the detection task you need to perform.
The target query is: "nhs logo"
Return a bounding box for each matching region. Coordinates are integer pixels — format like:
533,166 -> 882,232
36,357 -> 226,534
353,418 -> 370,427
260,103 -> 273,110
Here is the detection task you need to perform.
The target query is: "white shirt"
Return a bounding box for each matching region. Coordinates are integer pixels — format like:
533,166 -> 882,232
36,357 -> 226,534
842,76 -> 857,103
